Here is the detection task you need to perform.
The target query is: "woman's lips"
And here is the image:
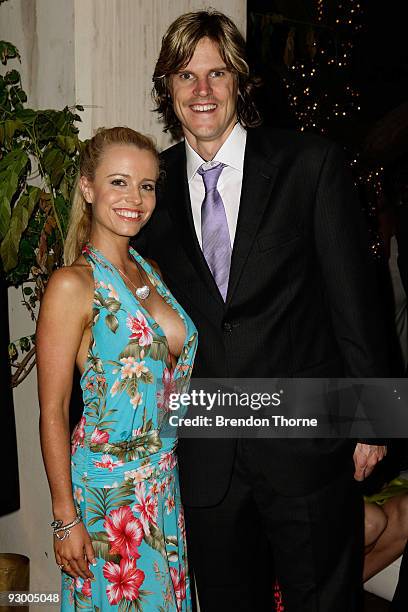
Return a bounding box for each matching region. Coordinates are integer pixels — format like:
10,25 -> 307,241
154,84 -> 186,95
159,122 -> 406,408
113,208 -> 143,221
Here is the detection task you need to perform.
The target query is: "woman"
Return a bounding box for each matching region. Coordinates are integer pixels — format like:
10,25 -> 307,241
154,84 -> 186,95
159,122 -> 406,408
37,127 -> 197,610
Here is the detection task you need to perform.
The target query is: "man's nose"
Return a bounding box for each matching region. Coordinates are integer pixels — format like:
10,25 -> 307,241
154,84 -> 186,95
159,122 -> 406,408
193,76 -> 212,97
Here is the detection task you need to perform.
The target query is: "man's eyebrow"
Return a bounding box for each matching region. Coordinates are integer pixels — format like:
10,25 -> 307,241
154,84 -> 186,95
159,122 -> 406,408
176,65 -> 229,73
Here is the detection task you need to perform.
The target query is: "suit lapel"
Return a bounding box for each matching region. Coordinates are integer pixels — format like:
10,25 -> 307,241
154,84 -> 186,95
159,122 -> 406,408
226,129 -> 279,304
164,144 -> 224,305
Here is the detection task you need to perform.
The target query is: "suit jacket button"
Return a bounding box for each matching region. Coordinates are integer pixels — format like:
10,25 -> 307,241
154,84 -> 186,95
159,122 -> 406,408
222,322 -> 232,332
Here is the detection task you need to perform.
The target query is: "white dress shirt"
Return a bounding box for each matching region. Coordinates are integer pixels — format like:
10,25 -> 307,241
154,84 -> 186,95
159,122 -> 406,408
185,122 -> 247,248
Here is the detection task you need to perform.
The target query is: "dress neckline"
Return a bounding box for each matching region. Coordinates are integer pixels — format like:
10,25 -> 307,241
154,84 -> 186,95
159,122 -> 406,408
83,242 -> 188,362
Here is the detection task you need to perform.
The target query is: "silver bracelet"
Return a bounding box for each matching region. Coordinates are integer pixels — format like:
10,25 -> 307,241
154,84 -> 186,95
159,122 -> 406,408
51,506 -> 82,541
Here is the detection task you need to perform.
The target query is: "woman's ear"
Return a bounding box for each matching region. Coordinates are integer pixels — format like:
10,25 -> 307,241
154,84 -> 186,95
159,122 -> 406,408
79,176 -> 94,204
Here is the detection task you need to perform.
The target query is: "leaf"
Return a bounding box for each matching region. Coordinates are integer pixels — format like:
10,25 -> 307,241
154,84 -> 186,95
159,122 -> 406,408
19,336 -> 31,352
4,69 -> 20,85
56,135 -> 76,154
120,341 -> 143,360
104,297 -> 121,313
8,342 -> 18,362
140,370 -> 154,385
149,339 -> 169,362
105,313 -> 119,333
0,149 -> 29,239
0,186 -> 41,271
90,531 -> 121,563
0,41 -> 21,65
143,524 -> 166,558
0,195 -> 11,243
165,535 -> 178,547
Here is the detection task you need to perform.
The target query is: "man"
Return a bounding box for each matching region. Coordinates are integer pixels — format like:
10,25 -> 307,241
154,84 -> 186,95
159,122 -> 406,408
137,10 -> 388,611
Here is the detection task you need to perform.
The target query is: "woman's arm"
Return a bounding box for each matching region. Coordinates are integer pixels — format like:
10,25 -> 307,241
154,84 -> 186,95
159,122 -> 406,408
36,265 -> 96,579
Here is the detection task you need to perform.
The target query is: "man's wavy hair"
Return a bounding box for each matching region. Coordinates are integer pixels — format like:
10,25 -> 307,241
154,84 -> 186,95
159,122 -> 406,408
152,10 -> 262,140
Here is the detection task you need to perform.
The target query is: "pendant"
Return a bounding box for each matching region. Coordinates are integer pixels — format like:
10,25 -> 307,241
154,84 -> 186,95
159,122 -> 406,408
136,285 -> 150,300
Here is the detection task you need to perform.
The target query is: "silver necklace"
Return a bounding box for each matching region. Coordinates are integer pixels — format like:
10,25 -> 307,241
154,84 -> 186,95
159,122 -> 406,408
117,266 -> 150,300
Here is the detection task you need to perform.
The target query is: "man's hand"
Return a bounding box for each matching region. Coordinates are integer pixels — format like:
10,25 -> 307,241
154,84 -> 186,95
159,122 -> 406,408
353,443 -> 387,481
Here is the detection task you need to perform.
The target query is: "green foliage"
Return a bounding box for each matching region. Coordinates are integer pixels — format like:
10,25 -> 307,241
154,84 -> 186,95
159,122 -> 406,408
0,37 -> 83,382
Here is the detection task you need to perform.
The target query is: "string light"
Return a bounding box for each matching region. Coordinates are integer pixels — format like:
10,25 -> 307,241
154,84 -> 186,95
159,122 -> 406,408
267,1 -> 383,258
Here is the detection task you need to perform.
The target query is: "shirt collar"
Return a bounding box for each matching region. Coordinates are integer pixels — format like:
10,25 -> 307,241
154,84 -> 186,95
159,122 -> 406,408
186,122 -> 247,182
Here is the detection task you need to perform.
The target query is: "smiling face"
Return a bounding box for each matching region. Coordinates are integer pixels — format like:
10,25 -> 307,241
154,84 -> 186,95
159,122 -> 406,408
81,144 -> 158,244
169,37 -> 238,159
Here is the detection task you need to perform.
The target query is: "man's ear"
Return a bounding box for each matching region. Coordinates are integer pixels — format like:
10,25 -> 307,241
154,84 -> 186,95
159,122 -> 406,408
79,176 -> 94,204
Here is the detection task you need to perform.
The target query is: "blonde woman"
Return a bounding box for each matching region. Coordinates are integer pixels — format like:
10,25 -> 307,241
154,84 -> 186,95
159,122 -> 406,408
37,127 -> 197,610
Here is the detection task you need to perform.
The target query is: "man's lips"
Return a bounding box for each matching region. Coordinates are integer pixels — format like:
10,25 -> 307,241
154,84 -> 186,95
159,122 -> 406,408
189,103 -> 218,112
113,208 -> 143,221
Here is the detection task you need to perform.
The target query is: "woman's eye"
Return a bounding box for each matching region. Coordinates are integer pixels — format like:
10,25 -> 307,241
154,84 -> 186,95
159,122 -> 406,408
179,72 -> 193,80
210,70 -> 224,78
111,179 -> 126,186
141,183 -> 155,192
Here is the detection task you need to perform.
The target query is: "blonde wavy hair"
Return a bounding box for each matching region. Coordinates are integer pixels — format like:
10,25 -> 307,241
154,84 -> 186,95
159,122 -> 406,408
152,9 -> 261,139
64,127 -> 159,266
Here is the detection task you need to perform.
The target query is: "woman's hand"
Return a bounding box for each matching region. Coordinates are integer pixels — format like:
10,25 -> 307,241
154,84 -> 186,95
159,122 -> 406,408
54,522 -> 97,580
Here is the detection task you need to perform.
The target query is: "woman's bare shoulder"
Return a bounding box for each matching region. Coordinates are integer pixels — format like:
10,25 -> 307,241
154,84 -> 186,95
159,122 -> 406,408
44,256 -> 93,299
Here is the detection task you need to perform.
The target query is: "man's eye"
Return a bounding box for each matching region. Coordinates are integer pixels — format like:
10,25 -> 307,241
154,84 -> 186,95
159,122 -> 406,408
111,179 -> 126,186
210,70 -> 224,78
179,72 -> 193,80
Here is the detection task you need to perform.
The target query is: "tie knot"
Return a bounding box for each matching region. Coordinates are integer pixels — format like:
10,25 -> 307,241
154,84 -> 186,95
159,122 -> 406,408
197,162 -> 225,191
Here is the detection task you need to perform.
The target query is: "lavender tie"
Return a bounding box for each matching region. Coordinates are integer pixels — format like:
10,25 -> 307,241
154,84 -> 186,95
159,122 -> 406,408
198,162 -> 231,300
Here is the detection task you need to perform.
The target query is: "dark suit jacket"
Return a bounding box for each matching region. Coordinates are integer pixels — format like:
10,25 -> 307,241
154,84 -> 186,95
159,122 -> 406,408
135,126 -> 388,505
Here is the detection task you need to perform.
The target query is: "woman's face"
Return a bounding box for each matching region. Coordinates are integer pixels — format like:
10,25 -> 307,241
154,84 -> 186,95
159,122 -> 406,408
81,144 -> 158,241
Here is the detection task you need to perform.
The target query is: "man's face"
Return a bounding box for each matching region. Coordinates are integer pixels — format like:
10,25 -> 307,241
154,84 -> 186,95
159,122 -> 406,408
169,37 -> 238,153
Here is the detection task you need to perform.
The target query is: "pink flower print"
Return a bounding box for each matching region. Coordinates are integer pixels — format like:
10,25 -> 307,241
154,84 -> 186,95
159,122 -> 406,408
90,428 -> 110,444
159,450 -> 176,472
107,284 -> 119,300
157,367 -> 177,411
71,416 -> 86,455
104,506 -> 143,559
85,376 -> 96,392
132,482 -> 158,536
110,379 -> 121,396
73,486 -> 84,505
178,508 -> 186,539
126,311 -> 153,346
93,454 -> 123,472
165,493 -> 175,515
130,392 -> 143,408
74,577 -> 92,598
134,360 -> 149,378
103,558 -> 145,605
75,577 -> 92,598
169,567 -> 187,608
82,578 -> 92,598
120,357 -> 138,379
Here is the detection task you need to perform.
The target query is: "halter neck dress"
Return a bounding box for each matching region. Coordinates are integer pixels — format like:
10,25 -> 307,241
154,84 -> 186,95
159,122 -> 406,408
61,244 -> 198,611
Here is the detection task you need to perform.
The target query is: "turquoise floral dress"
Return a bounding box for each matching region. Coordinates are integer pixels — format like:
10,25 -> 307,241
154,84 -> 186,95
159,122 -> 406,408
61,244 -> 198,611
